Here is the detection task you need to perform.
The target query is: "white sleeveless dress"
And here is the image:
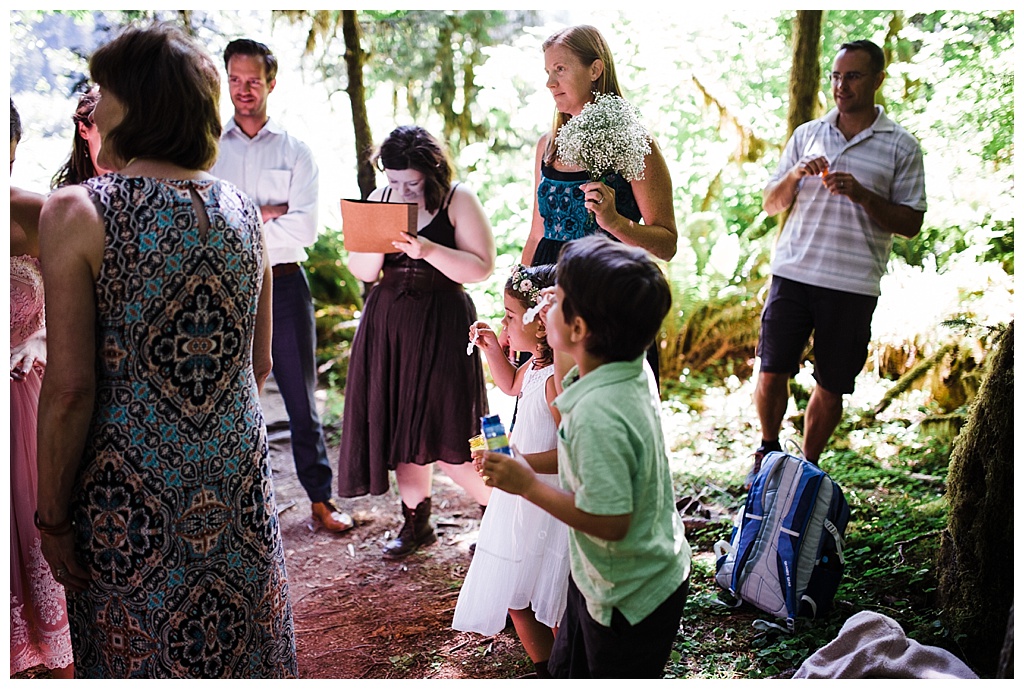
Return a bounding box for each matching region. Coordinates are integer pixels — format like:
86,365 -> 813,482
452,364 -> 570,634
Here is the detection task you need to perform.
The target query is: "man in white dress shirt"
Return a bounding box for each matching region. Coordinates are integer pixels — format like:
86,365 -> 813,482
750,39 -> 926,483
212,38 -> 353,533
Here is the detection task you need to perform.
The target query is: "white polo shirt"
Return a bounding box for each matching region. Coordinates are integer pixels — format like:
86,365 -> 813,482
211,117 -> 320,267
769,106 -> 927,297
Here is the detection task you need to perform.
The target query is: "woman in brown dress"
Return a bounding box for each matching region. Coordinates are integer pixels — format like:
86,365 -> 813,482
338,125 -> 495,559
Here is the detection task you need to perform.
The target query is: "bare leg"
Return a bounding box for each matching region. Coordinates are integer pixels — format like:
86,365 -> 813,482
754,370 -> 790,443
509,606 -> 555,664
802,385 -> 843,464
394,462 -> 432,508
438,460 -> 492,506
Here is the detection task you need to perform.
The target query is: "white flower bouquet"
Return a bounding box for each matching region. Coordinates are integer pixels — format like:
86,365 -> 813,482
554,92 -> 652,184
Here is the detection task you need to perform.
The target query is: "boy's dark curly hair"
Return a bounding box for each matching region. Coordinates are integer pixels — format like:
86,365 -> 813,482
556,235 -> 671,362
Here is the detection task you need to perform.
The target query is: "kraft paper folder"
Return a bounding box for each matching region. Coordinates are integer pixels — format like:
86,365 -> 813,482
340,198 -> 417,253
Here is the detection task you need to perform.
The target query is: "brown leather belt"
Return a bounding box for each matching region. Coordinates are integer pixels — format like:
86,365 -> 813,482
272,263 -> 301,278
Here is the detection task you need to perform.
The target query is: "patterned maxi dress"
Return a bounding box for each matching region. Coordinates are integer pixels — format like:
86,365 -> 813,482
10,255 -> 74,675
67,174 -> 297,678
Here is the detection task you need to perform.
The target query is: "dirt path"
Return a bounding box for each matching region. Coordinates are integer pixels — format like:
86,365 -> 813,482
263,380 -> 533,679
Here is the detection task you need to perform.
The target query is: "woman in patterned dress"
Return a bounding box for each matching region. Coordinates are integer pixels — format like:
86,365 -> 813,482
35,23 -> 296,678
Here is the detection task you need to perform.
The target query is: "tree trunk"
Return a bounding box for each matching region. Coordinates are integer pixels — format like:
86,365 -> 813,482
435,18 -> 458,144
177,10 -> 196,37
786,10 -> 824,141
938,320 -> 1014,677
776,11 -> 823,233
342,10 -> 376,199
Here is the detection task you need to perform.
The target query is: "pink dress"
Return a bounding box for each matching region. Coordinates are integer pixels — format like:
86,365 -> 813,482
9,254 -> 73,675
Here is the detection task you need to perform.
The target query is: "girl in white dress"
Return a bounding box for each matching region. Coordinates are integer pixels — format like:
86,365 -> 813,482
453,264 -> 568,678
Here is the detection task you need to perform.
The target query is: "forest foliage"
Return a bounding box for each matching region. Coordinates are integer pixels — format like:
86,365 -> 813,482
7,8 -> 1015,679
9,6 -> 1013,428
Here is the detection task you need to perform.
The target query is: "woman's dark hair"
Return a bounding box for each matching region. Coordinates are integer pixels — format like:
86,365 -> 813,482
542,25 -> 623,165
89,21 -> 221,170
556,235 -> 671,363
50,88 -> 102,188
505,264 -> 557,368
11,99 -> 22,143
373,125 -> 452,213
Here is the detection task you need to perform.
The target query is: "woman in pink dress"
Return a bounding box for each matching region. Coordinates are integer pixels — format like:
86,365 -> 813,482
10,100 -> 74,677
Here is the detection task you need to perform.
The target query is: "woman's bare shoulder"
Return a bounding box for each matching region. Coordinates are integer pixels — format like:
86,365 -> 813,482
44,183 -> 98,214
40,184 -> 105,248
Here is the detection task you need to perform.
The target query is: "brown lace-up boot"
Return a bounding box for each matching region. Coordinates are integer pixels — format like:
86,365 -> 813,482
382,498 -> 437,560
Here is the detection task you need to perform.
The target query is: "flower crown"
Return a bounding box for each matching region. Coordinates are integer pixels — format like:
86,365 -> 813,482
510,264 -> 542,305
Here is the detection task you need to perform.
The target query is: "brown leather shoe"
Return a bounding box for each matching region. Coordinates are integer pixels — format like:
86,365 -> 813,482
311,500 -> 355,533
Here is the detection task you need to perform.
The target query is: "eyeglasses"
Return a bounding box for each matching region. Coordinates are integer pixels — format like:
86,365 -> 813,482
829,71 -> 870,85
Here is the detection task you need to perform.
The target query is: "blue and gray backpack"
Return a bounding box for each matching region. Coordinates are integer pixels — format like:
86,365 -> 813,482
714,451 -> 850,631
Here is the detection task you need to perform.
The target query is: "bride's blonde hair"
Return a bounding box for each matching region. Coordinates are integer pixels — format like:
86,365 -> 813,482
542,25 -> 623,166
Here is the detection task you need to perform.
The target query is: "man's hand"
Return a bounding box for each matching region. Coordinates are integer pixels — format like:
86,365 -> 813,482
823,170 -> 864,203
793,155 -> 829,179
260,203 -> 288,223
764,155 -> 829,215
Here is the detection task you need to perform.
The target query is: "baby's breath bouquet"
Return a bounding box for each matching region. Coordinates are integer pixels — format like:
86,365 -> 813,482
554,92 -> 652,198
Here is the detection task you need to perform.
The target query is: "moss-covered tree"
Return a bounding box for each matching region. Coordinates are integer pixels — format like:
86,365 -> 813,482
938,320 -> 1014,677
786,10 -> 823,140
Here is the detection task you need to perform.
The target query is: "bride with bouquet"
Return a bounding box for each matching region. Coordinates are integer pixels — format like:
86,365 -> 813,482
521,24 -> 677,382
522,24 -> 678,268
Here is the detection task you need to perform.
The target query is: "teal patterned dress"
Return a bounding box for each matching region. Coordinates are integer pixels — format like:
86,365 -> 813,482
532,164 -> 661,381
69,174 -> 297,678
532,164 -> 642,266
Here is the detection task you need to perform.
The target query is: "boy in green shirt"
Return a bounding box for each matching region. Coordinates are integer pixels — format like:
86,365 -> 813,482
481,235 -> 691,678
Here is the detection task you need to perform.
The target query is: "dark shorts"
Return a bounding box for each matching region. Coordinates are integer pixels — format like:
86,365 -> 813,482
549,575 -> 689,678
756,276 -> 877,395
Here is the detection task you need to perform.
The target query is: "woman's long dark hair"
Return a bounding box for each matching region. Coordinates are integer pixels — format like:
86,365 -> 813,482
50,88 -> 101,189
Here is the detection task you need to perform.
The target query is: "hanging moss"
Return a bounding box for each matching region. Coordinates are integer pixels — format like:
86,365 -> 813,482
938,320 -> 1014,677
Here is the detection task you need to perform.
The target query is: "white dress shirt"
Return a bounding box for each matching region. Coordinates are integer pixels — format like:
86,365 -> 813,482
212,117 -> 320,266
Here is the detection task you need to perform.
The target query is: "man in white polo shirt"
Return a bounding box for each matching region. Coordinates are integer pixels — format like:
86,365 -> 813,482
749,39 -> 926,483
212,38 -> 353,533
